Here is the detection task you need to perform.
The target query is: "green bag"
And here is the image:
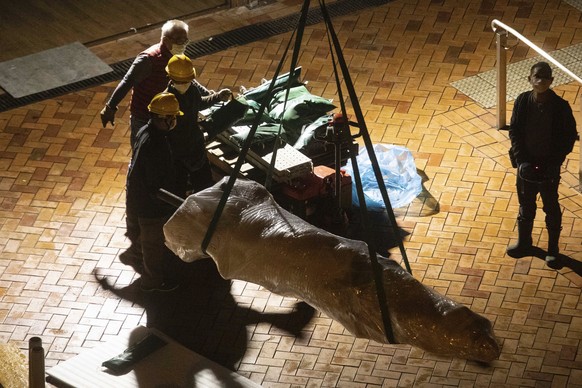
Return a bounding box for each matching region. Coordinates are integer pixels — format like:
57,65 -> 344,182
236,99 -> 274,126
243,67 -> 303,104
199,97 -> 249,140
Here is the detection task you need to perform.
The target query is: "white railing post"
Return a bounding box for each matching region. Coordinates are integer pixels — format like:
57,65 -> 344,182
496,30 -> 508,130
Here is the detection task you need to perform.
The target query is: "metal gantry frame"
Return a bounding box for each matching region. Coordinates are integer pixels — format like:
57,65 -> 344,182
199,0 -> 415,344
491,19 -> 582,191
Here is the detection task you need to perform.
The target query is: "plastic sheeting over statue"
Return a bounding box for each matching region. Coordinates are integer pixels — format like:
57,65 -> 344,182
163,178 -> 501,363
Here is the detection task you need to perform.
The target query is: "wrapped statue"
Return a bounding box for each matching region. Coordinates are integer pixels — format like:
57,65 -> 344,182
164,178 -> 501,363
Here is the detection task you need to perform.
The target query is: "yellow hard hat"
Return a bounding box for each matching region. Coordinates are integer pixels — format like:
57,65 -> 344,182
165,54 -> 196,82
148,92 -> 184,116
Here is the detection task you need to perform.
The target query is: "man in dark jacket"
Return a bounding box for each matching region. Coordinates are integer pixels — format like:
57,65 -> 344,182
165,54 -> 232,193
507,61 -> 578,263
100,20 -> 189,149
125,92 -> 185,292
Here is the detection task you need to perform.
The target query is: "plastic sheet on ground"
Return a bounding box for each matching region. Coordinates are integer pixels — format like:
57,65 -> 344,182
0,343 -> 28,388
344,143 -> 422,210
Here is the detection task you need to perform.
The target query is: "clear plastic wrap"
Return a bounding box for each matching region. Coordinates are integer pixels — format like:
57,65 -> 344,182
164,178 -> 500,362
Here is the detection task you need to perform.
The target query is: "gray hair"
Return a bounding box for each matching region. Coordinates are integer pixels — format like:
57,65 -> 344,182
161,20 -> 189,38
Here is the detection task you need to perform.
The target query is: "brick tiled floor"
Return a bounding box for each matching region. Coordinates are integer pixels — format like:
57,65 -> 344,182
1,0 -> 581,387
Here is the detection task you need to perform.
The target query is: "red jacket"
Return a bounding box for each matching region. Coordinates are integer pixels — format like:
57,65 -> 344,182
106,43 -> 172,119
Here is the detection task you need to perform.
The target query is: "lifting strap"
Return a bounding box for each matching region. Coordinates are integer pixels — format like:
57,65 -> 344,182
200,0 -> 310,255
318,0 -> 399,344
264,0 -> 310,190
201,0 -> 411,344
319,0 -> 412,274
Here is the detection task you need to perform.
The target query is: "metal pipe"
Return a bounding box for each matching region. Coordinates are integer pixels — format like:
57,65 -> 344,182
491,19 -> 582,84
496,30 -> 508,130
29,337 -> 45,388
157,189 -> 185,208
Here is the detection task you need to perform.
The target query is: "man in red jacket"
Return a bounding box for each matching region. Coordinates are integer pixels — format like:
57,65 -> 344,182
100,19 -> 189,149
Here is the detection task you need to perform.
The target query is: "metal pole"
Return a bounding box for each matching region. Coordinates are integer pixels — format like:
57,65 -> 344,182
496,30 -> 508,130
29,337 -> 45,388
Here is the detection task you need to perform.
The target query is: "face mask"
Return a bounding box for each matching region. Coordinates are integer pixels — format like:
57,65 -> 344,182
154,116 -> 176,131
173,82 -> 190,94
170,44 -> 187,55
165,117 -> 177,130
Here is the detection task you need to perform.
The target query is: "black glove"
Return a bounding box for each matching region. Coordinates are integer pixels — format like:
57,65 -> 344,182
218,88 -> 233,102
100,104 -> 117,127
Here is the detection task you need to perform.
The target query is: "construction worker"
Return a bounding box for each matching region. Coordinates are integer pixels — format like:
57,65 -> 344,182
100,20 -> 189,149
124,92 -> 185,292
165,54 -> 232,193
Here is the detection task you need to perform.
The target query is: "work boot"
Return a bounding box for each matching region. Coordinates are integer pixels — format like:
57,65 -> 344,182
506,219 -> 533,258
545,227 -> 561,263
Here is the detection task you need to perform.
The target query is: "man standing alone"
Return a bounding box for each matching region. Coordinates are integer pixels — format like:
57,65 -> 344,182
507,61 -> 578,264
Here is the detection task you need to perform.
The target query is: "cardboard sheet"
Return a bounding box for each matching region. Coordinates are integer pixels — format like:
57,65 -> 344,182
46,326 -> 262,388
0,42 -> 112,98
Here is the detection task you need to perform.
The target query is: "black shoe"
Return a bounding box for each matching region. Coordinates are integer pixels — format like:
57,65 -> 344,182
140,280 -> 180,293
545,251 -> 562,269
506,242 -> 532,259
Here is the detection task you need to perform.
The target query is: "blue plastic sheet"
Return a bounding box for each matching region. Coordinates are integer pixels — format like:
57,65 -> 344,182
344,144 -> 422,210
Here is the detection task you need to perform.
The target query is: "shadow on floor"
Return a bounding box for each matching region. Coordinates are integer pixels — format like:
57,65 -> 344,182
95,258 -> 315,370
346,209 -> 409,257
526,246 -> 582,275
408,168 -> 441,217
343,168 -> 441,257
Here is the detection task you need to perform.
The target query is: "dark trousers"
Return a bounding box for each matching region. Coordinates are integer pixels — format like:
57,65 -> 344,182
125,208 -> 180,287
516,174 -> 562,230
188,158 -> 214,193
139,216 -> 176,288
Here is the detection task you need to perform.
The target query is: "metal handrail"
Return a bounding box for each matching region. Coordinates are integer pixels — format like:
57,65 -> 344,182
491,19 -> 582,191
491,20 -> 582,85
